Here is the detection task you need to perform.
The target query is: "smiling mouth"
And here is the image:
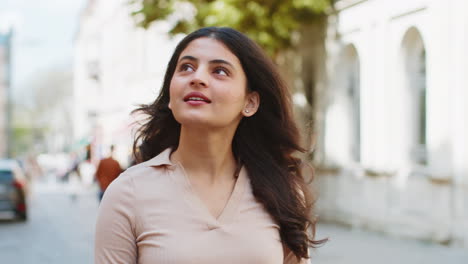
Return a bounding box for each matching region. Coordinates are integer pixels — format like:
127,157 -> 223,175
185,97 -> 210,102
183,96 -> 212,103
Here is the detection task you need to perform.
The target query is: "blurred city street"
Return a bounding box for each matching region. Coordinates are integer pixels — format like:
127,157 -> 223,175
0,175 -> 98,264
0,174 -> 467,264
1,0 -> 468,263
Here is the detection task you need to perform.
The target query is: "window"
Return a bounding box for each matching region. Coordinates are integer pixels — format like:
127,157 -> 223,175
344,45 -> 361,163
324,44 -> 361,166
401,27 -> 427,165
0,170 -> 13,181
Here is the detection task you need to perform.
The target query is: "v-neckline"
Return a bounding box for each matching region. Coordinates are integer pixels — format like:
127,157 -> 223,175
176,163 -> 247,229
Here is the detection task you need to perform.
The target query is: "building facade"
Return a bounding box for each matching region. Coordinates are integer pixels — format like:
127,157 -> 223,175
314,0 -> 468,247
0,29 -> 12,158
74,0 -> 180,165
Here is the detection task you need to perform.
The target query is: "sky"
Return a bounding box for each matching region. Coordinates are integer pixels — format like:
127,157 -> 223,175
0,0 -> 87,100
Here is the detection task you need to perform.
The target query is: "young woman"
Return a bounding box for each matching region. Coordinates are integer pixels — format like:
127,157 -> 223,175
95,27 -> 326,264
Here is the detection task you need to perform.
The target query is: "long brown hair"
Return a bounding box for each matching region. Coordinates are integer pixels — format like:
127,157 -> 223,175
133,27 -> 326,260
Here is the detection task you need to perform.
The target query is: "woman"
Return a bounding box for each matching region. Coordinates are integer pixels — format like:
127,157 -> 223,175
95,27 -> 326,264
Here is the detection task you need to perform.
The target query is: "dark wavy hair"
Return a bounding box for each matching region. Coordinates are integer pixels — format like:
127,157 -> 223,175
133,27 -> 326,260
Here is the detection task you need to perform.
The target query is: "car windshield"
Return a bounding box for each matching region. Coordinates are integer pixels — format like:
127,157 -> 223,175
0,170 -> 13,181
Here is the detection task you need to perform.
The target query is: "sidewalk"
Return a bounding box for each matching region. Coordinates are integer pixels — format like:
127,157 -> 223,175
311,223 -> 468,264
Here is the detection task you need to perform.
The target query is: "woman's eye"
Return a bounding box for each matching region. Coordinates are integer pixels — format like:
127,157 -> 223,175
180,64 -> 194,72
214,67 -> 228,76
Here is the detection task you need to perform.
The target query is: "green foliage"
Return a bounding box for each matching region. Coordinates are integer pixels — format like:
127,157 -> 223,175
130,0 -> 330,55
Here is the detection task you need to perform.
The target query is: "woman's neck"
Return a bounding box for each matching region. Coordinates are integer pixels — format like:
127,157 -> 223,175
171,126 -> 238,184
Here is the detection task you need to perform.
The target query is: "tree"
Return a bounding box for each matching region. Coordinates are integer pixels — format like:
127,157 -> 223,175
129,0 -> 331,56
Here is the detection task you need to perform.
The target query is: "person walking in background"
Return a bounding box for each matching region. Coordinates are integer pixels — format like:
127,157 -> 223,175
95,27 -> 326,263
79,144 -> 97,187
95,145 -> 122,201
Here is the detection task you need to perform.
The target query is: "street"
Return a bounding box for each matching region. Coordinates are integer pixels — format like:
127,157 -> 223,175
312,223 -> 468,264
0,176 -> 467,264
0,176 -> 98,264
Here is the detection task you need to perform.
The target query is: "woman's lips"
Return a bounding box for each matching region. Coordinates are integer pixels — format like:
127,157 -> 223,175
183,92 -> 211,105
185,100 -> 209,106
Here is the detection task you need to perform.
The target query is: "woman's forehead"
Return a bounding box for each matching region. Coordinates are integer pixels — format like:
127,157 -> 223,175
179,37 -> 241,65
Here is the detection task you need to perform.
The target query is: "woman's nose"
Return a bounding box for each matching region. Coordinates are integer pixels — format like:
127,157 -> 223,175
190,68 -> 208,88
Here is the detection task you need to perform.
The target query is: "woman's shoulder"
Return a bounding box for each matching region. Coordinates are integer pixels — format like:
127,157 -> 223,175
124,160 -> 167,178
103,162 -> 173,206
115,161 -> 170,190
109,154 -> 173,193
121,148 -> 174,180
105,149 -> 175,199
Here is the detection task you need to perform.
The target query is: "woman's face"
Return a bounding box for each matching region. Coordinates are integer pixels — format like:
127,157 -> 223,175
169,37 -> 258,130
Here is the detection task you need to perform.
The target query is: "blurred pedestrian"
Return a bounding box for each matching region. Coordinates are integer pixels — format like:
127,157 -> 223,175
63,152 -> 80,182
95,27 -> 326,264
95,145 -> 122,201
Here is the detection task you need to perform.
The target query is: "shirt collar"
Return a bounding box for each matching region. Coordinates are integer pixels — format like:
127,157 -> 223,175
144,148 -> 174,167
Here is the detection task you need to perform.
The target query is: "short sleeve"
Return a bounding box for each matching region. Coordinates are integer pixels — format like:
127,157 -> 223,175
95,174 -> 137,264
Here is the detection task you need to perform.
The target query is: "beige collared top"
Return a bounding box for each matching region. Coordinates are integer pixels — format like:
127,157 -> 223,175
94,148 -> 307,264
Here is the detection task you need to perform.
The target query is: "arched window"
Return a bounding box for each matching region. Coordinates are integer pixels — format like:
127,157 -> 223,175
343,45 -> 361,162
401,27 -> 427,165
325,44 -> 361,165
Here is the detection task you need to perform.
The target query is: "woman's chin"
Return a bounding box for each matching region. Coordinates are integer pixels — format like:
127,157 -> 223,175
174,112 -> 241,130
178,118 -> 240,131
176,116 -> 212,127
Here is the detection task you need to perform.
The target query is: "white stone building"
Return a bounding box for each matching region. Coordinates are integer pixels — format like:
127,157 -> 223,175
314,0 -> 468,247
73,0 -> 180,165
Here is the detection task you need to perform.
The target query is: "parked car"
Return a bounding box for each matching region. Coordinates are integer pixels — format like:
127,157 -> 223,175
0,159 -> 28,221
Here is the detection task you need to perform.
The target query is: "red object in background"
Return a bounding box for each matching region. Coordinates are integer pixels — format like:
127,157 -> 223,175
16,202 -> 26,212
12,179 -> 23,189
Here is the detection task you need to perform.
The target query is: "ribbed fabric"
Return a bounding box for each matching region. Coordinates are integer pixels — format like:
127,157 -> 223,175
95,149 -> 307,264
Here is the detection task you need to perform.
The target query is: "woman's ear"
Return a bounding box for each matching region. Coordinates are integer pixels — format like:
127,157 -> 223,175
242,91 -> 260,117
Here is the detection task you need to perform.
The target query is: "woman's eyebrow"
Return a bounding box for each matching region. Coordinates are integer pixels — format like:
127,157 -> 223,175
179,55 -> 234,68
179,55 -> 197,63
209,59 -> 234,68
